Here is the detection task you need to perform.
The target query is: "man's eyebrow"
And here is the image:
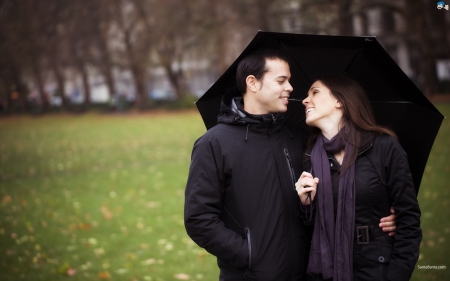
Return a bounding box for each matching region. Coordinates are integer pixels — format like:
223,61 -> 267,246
276,75 -> 289,79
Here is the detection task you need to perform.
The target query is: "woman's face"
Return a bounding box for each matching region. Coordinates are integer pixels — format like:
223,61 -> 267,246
302,80 -> 342,128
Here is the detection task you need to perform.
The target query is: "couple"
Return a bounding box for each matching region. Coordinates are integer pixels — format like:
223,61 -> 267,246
184,48 -> 421,281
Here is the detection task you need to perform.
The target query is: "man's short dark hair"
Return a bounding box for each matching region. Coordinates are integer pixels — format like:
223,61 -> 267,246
236,48 -> 290,94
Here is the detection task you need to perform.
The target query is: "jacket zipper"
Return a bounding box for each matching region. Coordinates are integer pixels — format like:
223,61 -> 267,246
245,227 -> 252,276
284,148 -> 297,188
282,148 -> 295,277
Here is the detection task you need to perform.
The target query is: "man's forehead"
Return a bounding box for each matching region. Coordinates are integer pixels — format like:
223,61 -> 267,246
265,58 -> 288,66
265,58 -> 291,76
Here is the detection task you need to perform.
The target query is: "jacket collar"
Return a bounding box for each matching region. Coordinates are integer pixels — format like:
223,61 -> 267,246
217,87 -> 288,134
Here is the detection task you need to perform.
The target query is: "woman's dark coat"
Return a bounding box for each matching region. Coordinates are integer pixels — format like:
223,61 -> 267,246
305,135 -> 422,281
184,89 -> 311,281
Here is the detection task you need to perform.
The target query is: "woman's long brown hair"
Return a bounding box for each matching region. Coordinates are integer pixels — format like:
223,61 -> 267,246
306,74 -> 396,174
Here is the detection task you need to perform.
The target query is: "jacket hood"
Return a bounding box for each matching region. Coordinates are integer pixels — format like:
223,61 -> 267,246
217,87 -> 289,133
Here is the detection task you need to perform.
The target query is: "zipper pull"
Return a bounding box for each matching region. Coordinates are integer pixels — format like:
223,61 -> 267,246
272,114 -> 276,123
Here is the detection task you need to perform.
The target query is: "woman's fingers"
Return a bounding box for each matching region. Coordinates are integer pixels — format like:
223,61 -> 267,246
296,186 -> 315,195
296,184 -> 317,204
296,172 -> 320,204
300,171 -> 313,180
296,177 -> 317,188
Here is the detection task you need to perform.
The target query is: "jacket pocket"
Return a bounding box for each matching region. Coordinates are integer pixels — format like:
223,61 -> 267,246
354,244 -> 392,281
361,244 -> 392,263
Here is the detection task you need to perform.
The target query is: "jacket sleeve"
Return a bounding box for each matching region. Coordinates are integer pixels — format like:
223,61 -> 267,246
184,135 -> 249,269
380,136 -> 422,281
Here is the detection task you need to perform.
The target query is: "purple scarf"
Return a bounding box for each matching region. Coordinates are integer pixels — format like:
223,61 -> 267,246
307,131 -> 356,281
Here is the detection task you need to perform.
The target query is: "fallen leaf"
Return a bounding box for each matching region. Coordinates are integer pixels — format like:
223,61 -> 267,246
101,205 -> 112,220
125,252 -> 136,260
94,248 -> 105,257
2,195 -> 11,204
141,258 -> 156,266
66,268 -> 77,276
78,222 -> 92,230
98,271 -> 111,279
174,273 -> 190,280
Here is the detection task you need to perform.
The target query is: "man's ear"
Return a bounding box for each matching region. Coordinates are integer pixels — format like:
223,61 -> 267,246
246,75 -> 259,92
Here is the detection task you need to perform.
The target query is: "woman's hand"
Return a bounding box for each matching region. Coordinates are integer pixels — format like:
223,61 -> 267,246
380,207 -> 397,236
295,172 -> 319,205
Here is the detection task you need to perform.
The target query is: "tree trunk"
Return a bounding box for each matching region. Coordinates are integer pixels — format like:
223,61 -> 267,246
131,65 -> 147,109
51,63 -> 69,109
30,54 -> 48,111
1,79 -> 9,113
9,61 -> 27,112
123,29 -> 147,108
92,0 -> 117,103
336,0 -> 353,35
79,62 -> 91,110
164,63 -> 185,99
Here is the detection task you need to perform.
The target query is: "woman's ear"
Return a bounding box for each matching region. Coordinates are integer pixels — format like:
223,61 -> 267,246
336,100 -> 342,108
246,75 -> 258,92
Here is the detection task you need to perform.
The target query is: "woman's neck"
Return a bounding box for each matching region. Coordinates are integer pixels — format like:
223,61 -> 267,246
313,114 -> 342,140
319,121 -> 341,140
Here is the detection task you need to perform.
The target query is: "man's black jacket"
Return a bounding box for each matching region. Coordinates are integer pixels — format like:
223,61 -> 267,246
185,89 -> 310,280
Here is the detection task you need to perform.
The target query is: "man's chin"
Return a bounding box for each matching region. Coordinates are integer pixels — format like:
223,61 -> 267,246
277,106 -> 288,113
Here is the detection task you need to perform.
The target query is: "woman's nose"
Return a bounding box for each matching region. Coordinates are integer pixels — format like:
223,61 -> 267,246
302,96 -> 309,106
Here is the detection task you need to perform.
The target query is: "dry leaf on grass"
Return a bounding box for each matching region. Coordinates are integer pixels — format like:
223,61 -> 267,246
174,273 -> 190,280
98,271 -> 111,279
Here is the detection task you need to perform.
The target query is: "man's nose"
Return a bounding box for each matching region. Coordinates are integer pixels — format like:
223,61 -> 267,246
286,82 -> 293,92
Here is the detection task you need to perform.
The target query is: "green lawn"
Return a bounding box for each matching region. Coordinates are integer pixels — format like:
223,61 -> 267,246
0,105 -> 449,280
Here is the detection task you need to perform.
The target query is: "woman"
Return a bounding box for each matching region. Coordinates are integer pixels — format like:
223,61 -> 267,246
296,75 -> 421,281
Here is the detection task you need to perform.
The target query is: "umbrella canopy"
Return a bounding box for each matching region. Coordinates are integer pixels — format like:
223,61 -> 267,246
196,31 -> 444,193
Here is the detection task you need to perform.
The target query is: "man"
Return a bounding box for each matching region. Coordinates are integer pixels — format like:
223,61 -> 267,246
184,48 -> 395,280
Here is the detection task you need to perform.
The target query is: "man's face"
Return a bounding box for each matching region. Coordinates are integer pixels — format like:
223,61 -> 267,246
252,59 -> 293,114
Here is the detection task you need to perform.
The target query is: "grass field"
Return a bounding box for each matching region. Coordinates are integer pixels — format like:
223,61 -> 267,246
0,105 -> 449,281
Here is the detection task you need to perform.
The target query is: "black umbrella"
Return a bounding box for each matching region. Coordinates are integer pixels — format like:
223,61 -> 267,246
196,31 -> 444,193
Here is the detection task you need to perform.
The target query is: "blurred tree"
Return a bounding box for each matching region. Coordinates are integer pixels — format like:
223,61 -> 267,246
112,0 -> 151,108
132,0 -> 216,99
19,0 -> 49,110
1,0 -> 447,115
44,0 -> 70,109
0,0 -> 25,112
89,0 -> 117,104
